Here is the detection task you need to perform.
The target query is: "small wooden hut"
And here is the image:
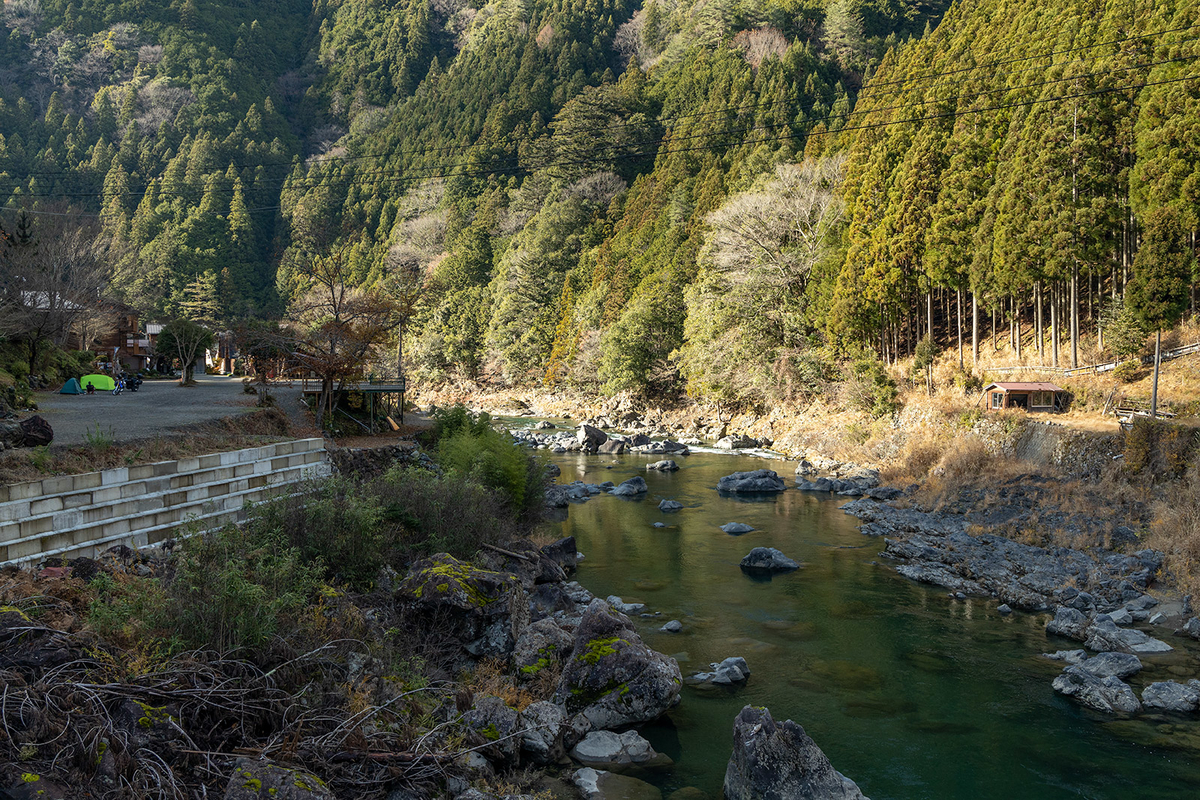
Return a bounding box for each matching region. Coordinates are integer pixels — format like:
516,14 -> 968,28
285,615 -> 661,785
982,382 -> 1066,413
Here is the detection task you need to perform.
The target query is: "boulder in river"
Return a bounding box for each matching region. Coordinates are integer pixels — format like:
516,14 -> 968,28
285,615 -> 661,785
1042,649 -> 1088,664
1051,666 -> 1142,714
718,469 -> 787,493
578,424 -> 608,447
570,729 -> 673,771
723,705 -> 868,800
647,459 -> 679,471
721,522 -> 755,535
556,598 -> 682,730
1078,651 -> 1142,680
687,656 -> 750,687
716,435 -> 759,449
740,547 -> 800,574
659,499 -> 684,512
1083,617 -> 1173,655
1046,606 -> 1091,641
611,476 -> 649,497
1141,680 -> 1200,713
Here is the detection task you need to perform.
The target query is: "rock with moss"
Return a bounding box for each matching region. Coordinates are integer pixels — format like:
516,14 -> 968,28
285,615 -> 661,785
478,540 -> 568,589
464,695 -> 522,767
724,706 -> 868,800
396,553 -> 529,659
513,618 -> 574,681
222,758 -> 335,800
555,599 -> 682,730
113,698 -> 185,754
520,700 -> 569,765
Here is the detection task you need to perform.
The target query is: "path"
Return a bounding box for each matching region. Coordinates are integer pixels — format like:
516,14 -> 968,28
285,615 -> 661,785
32,374 -> 256,447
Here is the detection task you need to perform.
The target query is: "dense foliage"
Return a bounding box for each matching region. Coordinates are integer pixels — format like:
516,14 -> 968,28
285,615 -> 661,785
5,0 -> 1200,409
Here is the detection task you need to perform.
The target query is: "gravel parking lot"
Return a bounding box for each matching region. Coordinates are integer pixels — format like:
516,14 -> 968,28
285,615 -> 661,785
32,373 -> 256,447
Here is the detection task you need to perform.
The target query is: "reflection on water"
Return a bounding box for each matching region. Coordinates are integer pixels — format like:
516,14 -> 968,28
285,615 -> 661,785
550,448 -> 1200,799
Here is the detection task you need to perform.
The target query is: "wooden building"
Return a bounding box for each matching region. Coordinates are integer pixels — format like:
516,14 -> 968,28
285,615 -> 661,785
982,382 -> 1066,413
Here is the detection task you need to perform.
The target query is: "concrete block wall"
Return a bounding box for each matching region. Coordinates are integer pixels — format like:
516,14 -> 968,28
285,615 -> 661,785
0,438 -> 330,565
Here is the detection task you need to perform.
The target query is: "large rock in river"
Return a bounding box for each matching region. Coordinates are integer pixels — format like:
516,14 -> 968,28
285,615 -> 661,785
578,424 -> 608,447
717,469 -> 787,493
611,476 -> 648,497
556,598 -> 682,730
1051,666 -> 1142,714
724,705 -> 868,800
395,553 -> 528,659
1083,617 -> 1172,655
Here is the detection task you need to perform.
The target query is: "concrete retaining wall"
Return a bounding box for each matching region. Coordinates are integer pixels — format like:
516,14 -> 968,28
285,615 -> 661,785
0,438 -> 330,566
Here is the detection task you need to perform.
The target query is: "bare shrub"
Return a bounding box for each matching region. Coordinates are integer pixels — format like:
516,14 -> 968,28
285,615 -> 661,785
614,10 -> 652,66
565,171 -> 626,206
732,26 -> 788,68
137,43 -> 163,64
535,22 -> 554,48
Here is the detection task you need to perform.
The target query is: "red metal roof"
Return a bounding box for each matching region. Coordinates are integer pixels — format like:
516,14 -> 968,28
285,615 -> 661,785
984,382 -> 1063,392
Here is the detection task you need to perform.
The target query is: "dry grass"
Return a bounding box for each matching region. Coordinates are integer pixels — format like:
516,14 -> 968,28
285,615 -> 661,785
0,407 -> 294,485
461,658 -> 546,712
1147,462 -> 1200,596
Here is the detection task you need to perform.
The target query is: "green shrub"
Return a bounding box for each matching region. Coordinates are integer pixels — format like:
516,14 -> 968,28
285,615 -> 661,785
432,406 -> 544,517
843,358 -> 900,418
244,476 -> 386,591
170,524 -> 323,652
1114,361 -> 1142,383
87,572 -> 173,648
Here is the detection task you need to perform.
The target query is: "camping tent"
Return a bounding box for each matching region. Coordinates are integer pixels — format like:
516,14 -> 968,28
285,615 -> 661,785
59,377 -> 84,394
80,374 -> 115,391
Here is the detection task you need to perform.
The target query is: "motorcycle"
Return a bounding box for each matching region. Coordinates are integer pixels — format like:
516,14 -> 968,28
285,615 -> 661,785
112,377 -> 124,395
128,375 -> 142,392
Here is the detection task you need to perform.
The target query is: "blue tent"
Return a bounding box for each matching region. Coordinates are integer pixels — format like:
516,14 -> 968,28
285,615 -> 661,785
59,377 -> 84,394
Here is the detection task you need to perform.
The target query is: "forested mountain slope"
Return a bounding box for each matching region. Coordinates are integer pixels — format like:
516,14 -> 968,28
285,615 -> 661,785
4,0 -> 1196,411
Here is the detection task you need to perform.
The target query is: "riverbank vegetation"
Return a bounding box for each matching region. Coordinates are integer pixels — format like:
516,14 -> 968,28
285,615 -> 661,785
0,412 -> 552,797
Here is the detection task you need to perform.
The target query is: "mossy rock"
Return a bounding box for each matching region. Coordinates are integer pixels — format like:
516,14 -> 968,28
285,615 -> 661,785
396,553 -> 518,611
221,759 -> 334,800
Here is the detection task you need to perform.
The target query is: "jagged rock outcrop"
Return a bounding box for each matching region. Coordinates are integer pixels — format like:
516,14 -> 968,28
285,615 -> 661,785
1051,666 -> 1142,714
723,705 -> 868,800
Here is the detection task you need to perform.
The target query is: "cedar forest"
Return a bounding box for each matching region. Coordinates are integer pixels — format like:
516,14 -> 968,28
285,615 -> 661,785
1,0 -> 1197,409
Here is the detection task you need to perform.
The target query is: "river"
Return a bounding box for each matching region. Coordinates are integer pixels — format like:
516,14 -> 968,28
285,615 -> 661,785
545,445 -> 1200,799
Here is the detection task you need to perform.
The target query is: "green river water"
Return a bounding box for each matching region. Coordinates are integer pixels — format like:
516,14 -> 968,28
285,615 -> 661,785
546,446 -> 1200,800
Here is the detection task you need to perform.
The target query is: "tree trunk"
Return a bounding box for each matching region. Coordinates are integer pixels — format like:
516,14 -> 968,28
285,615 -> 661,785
396,323 -> 405,424
1014,296 -> 1021,360
1051,283 -> 1059,368
1070,262 -> 1079,368
1036,281 -> 1044,364
957,289 -> 964,371
972,291 -> 979,368
926,289 -> 933,343
1151,329 -> 1162,418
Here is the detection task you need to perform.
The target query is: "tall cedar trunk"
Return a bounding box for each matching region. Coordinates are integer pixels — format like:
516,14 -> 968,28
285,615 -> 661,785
1015,296 -> 1021,359
1051,283 -> 1059,367
927,290 -> 933,343
1151,329 -> 1162,418
957,289 -> 964,370
395,323 -> 405,424
1070,262 -> 1079,368
1036,281 -> 1044,363
972,291 -> 979,367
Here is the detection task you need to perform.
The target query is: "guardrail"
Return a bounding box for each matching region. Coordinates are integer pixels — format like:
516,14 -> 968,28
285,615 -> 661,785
986,341 -> 1200,378
0,438 -> 330,566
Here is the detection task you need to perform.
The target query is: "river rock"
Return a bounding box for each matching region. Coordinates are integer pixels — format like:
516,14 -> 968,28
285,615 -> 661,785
659,499 -> 684,512
578,424 -> 608,447
541,536 -> 578,572
716,435 -> 759,450
1141,681 -> 1200,713
1046,607 -> 1091,641
721,522 -> 755,535
534,420 -> 555,429
570,730 -> 673,771
520,701 -> 568,765
223,759 -> 334,800
1079,651 -> 1142,680
607,595 -> 646,614
740,547 -> 800,573
556,598 -> 682,730
1183,617 -> 1200,640
572,768 -> 662,800
464,696 -> 522,766
1042,649 -> 1088,664
723,705 -> 868,800
1051,666 -> 1142,714
1084,617 -> 1173,655
661,620 -> 683,633
612,476 -> 649,497
647,459 -> 679,471
718,470 -> 787,493
513,618 -> 574,681
599,439 -> 627,455
687,656 -> 750,687
396,553 -> 528,660
1106,608 -> 1134,625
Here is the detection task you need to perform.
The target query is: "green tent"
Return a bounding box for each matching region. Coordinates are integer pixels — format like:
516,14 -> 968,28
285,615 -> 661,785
80,374 -> 115,391
59,377 -> 84,394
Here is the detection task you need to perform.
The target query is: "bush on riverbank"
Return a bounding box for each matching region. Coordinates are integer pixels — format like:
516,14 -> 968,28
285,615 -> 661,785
431,405 -> 545,521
